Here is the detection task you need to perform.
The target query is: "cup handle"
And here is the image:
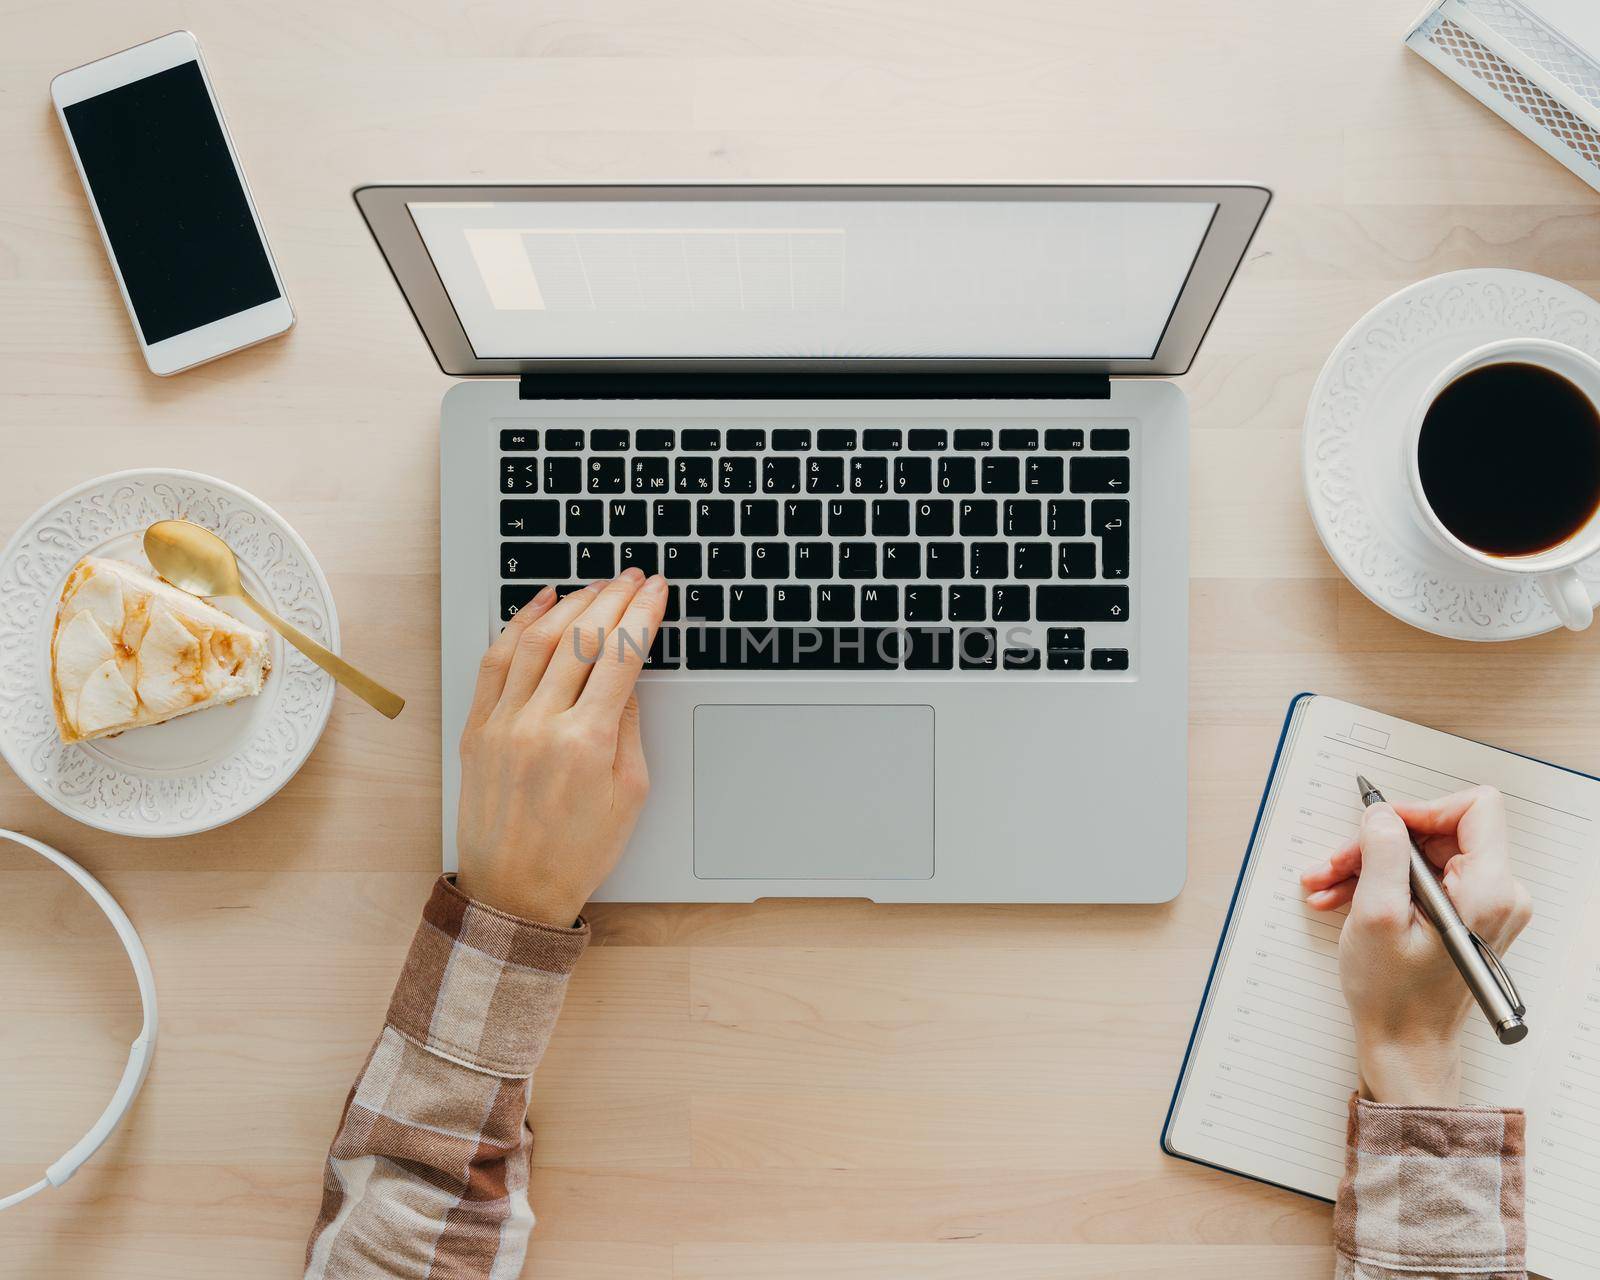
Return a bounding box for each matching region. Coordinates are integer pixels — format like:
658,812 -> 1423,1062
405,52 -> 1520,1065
1538,568 -> 1594,631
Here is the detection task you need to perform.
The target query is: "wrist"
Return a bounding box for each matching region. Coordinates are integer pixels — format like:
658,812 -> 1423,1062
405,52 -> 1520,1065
1358,1039 -> 1463,1107
455,869 -> 586,928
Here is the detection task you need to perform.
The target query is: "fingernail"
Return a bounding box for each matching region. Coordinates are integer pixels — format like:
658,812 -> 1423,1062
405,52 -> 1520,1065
643,574 -> 668,595
533,585 -> 556,605
622,567 -> 645,583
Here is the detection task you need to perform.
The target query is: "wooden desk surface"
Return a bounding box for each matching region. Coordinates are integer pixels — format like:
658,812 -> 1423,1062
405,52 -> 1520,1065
4,2 -> 1599,1275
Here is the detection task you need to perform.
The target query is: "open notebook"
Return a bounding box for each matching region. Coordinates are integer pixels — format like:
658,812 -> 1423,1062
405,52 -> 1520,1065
1162,694 -> 1600,1279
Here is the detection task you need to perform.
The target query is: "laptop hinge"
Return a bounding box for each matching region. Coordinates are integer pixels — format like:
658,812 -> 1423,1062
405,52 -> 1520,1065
517,370 -> 1112,400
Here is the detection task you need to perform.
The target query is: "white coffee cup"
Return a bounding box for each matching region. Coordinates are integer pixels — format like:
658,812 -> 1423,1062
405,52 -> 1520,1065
1407,337 -> 1600,632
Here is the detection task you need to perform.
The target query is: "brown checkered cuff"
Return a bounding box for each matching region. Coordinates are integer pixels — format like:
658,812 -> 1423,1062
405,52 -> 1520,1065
1333,1094 -> 1526,1279
385,875 -> 589,1078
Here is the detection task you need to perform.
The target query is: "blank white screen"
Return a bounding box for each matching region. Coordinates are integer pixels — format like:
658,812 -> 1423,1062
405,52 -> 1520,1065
409,196 -> 1216,360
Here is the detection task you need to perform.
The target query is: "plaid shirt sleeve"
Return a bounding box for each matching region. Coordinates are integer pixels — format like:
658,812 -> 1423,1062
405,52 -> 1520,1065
304,875 -> 587,1280
1333,1094 -> 1527,1280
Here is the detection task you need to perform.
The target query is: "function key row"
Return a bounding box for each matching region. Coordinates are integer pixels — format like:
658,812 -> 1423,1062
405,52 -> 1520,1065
500,427 -> 1131,453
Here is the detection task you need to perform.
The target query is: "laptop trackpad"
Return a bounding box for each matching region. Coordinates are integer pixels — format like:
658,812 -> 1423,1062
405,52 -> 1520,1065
694,704 -> 934,880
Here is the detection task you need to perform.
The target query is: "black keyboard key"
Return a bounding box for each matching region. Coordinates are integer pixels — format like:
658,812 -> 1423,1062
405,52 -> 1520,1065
500,428 -> 539,451
905,627 -> 954,670
959,499 -> 997,537
829,500 -> 867,536
904,584 -> 941,622
546,429 -> 584,451
726,429 -> 766,451
954,428 -> 992,451
1092,648 -> 1130,671
644,626 -> 681,670
1045,428 -> 1085,451
772,428 -> 811,451
851,457 -> 888,494
697,499 -> 735,536
1093,499 -> 1130,580
684,585 -> 724,621
860,584 -> 899,621
686,627 -> 900,670
653,499 -> 691,536
1026,457 -> 1065,493
1047,649 -> 1086,671
1072,456 -> 1130,494
681,429 -> 721,451
873,499 -> 910,536
1036,586 -> 1130,622
863,428 -> 902,451
1003,647 -> 1040,670
818,584 -> 855,621
764,457 -> 802,494
707,543 -> 746,579
958,627 -> 999,670
992,585 -> 1030,621
632,456 -> 670,493
795,543 -> 834,579
1004,499 -> 1041,537
663,586 -> 681,621
1058,542 -> 1096,579
620,543 -> 659,576
908,428 -> 947,451
720,457 -> 757,494
608,499 -> 648,536
894,457 -> 933,493
1047,629 -> 1086,651
882,542 -> 921,578
1048,499 -> 1086,537
948,585 -> 985,621
590,429 -> 630,451
817,428 -> 857,451
838,543 -> 877,579
970,542 -> 1008,580
565,499 -> 603,536
501,584 -> 541,620
576,542 -> 614,578
915,499 -> 953,536
808,457 -> 845,494
785,499 -> 822,536
926,542 -> 964,579
501,458 -> 538,493
665,542 -> 702,578
636,429 -> 676,452
676,457 -> 713,493
1013,542 -> 1052,580
544,457 -> 582,493
729,585 -> 767,622
501,499 -> 560,536
502,542 -> 569,579
588,457 -> 626,493
1091,428 -> 1130,452
741,499 -> 779,536
773,585 -> 812,621
938,457 -> 976,493
999,428 -> 1038,451
981,457 -> 1020,493
751,542 -> 789,579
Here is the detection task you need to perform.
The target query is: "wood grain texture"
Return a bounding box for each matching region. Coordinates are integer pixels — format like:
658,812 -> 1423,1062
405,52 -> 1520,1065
3,1 -> 1598,1274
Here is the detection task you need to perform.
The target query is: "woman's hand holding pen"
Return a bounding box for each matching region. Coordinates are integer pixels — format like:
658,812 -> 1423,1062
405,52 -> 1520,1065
1300,786 -> 1533,1107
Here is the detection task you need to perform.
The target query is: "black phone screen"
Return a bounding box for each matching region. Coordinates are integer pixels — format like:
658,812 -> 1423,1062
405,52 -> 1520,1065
63,60 -> 281,345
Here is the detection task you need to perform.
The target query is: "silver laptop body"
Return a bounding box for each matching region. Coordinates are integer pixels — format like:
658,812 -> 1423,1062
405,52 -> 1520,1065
356,182 -> 1270,902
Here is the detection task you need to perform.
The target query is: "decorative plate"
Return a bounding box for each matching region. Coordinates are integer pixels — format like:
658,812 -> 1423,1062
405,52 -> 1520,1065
0,469 -> 337,836
1304,268 -> 1600,641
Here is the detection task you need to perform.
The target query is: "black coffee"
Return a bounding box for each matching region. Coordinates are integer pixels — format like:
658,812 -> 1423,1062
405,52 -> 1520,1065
1417,361 -> 1600,557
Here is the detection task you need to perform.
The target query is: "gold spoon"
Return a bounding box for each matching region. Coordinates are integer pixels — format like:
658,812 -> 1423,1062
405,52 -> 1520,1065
143,519 -> 404,719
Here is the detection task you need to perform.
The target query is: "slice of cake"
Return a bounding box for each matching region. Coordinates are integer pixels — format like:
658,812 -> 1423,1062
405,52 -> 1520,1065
52,556 -> 272,743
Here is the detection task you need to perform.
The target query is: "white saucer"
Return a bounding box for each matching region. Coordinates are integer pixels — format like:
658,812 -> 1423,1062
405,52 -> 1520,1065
1304,269 -> 1600,641
0,469 -> 338,836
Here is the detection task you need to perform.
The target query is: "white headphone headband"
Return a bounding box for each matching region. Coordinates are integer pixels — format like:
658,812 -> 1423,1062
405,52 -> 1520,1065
0,830 -> 158,1211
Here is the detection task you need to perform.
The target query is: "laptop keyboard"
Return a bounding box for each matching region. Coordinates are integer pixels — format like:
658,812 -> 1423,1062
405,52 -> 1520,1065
497,422 -> 1134,674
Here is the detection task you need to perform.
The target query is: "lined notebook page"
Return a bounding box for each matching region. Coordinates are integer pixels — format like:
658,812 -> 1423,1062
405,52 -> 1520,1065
1165,696 -> 1600,1252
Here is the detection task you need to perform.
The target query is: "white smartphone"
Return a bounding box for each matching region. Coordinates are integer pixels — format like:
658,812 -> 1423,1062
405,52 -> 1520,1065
51,32 -> 294,376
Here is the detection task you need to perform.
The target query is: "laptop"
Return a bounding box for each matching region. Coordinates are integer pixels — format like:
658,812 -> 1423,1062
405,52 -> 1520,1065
354,182 -> 1270,902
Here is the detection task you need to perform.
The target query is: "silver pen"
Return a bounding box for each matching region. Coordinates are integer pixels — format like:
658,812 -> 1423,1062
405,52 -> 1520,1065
1354,776 -> 1528,1046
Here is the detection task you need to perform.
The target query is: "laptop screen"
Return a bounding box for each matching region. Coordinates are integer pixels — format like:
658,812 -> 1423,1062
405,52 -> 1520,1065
407,195 -> 1217,362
